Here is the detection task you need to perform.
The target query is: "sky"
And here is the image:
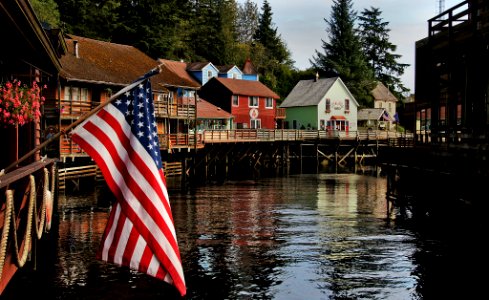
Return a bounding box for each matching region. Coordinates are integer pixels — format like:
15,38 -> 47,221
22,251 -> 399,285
240,0 -> 462,94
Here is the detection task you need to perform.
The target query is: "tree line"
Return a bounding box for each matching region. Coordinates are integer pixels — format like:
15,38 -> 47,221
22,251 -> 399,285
31,0 -> 409,107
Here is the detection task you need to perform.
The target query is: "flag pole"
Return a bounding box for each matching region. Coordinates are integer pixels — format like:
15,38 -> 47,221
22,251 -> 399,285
2,64 -> 163,174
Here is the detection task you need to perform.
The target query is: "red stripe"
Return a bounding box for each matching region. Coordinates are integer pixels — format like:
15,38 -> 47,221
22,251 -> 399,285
81,117 -> 181,257
72,109 -> 186,294
121,222 -> 139,267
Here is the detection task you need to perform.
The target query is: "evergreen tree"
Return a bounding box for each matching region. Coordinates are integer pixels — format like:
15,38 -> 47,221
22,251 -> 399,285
311,0 -> 374,106
30,0 -> 61,28
55,0 -> 120,41
252,0 -> 294,93
358,7 -> 409,100
236,0 -> 259,44
254,0 -> 288,64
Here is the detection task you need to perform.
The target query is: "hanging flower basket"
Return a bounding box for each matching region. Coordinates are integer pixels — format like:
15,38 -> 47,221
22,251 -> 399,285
0,79 -> 45,126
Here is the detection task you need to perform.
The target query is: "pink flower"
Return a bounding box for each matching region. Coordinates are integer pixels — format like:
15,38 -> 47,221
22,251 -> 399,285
0,79 -> 47,126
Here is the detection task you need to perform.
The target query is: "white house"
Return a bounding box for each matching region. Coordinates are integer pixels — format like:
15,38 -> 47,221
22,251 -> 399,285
280,76 -> 359,132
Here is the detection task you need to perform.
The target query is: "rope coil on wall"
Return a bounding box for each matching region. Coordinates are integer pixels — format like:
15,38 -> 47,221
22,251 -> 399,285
0,166 -> 56,282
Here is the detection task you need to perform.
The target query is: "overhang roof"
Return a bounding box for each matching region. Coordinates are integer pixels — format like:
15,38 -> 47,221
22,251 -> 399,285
60,35 -> 165,87
0,0 -> 62,75
157,59 -> 201,89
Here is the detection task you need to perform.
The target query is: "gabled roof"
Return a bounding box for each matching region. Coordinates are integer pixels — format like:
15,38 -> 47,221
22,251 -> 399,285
280,77 -> 356,108
157,59 -> 200,89
186,61 -> 217,72
357,108 -> 386,121
210,77 -> 279,99
60,35 -> 162,86
216,65 -> 237,73
371,82 -> 398,102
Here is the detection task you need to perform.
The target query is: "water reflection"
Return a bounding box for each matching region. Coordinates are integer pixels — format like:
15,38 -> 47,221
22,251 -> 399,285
2,173 -> 483,299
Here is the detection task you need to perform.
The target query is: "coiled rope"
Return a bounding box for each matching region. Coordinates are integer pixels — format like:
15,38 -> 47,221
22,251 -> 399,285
0,166 -> 55,282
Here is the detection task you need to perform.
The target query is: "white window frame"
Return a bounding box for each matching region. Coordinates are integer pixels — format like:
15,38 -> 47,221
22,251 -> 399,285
250,119 -> 261,129
249,96 -> 258,108
265,97 -> 273,109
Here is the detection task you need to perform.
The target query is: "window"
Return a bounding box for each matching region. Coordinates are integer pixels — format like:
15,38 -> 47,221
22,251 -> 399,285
232,95 -> 239,106
207,70 -> 213,79
64,86 -> 88,101
325,98 -> 331,112
249,96 -> 258,107
250,119 -> 261,129
344,99 -> 350,112
265,97 -> 273,109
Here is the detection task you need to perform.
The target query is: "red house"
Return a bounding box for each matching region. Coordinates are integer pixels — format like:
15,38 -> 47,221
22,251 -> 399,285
198,77 -> 280,129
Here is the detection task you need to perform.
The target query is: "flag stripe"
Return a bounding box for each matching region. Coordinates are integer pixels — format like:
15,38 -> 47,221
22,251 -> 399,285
76,119 -> 183,269
71,77 -> 186,296
73,119 -> 185,289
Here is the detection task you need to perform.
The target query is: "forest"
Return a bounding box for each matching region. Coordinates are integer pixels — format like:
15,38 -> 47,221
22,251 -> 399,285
31,0 -> 408,106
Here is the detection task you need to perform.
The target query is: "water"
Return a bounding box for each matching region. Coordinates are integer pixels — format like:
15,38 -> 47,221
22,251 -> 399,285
1,173 -> 485,299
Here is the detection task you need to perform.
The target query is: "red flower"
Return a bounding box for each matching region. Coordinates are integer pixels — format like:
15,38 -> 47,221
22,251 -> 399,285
0,79 -> 45,126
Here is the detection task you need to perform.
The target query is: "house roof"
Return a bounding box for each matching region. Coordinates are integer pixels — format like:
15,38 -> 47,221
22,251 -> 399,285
157,59 -> 201,89
357,108 -> 386,121
216,65 -> 237,73
60,35 -> 164,87
196,98 -> 233,119
371,82 -> 398,102
211,77 -> 279,99
280,77 -> 338,108
186,61 -> 215,72
0,0 -> 62,74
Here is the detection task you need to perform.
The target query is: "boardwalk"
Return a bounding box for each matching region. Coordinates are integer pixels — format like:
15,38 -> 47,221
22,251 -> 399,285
164,129 -> 414,148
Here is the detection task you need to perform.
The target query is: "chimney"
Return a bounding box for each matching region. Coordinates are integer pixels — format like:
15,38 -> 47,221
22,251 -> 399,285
73,40 -> 79,58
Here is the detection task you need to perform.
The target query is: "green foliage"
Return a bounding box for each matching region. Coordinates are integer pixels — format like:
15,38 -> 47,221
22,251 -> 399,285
30,0 -> 61,28
47,0 -> 409,105
310,0 -> 374,106
358,7 -> 410,100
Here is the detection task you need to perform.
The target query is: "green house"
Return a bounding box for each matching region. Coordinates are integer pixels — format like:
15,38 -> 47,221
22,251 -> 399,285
280,76 -> 359,132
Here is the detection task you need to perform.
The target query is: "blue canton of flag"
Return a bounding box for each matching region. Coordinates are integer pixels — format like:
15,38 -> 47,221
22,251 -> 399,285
114,80 -> 162,169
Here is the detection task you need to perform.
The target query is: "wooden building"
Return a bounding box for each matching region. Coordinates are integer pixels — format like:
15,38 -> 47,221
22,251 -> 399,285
415,0 -> 489,145
0,0 -> 62,294
198,77 -> 281,129
380,0 -> 489,220
280,76 -> 358,132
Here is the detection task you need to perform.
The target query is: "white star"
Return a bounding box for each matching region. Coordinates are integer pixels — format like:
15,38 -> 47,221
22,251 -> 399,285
115,99 -> 122,105
137,131 -> 144,137
148,144 -> 153,150
138,112 -> 144,118
138,83 -> 143,89
138,102 -> 144,109
138,92 -> 144,99
125,91 -> 130,97
137,121 -> 144,128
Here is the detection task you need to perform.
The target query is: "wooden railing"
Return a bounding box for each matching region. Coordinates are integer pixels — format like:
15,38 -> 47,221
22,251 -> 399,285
157,129 -> 414,149
58,164 -> 98,191
154,102 -> 196,119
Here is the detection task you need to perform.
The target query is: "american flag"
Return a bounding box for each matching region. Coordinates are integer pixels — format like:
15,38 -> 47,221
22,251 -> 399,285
71,76 -> 186,296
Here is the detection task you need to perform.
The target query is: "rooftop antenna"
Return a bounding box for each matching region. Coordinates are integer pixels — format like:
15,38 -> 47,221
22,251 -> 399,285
438,0 -> 445,14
